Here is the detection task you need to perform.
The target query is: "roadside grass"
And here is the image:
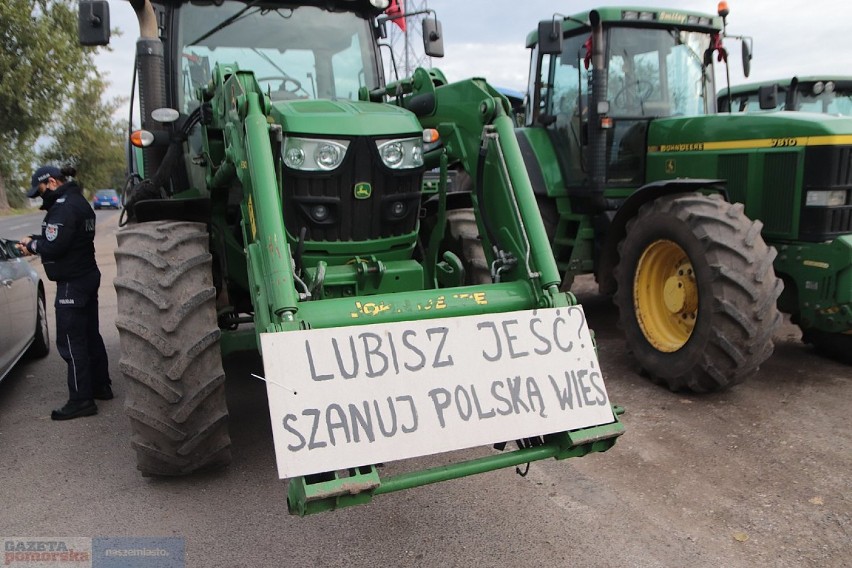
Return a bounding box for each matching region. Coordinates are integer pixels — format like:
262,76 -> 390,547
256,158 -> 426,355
0,207 -> 38,218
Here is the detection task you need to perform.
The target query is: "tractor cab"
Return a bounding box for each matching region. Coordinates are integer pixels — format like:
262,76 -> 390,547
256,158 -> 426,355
527,8 -> 725,189
719,76 -> 852,115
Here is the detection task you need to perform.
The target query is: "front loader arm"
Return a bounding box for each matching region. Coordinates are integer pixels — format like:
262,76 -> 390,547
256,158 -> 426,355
200,64 -> 299,336
386,70 -> 563,291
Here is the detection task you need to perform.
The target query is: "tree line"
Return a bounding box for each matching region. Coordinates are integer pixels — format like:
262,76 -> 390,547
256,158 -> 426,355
0,0 -> 126,211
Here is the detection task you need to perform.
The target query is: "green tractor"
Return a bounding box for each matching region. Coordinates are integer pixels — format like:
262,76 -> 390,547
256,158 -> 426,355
77,0 -> 624,515
718,76 -> 852,115
510,5 -> 852,389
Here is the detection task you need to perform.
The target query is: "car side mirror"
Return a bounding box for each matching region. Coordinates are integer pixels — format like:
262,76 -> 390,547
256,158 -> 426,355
78,0 -> 110,46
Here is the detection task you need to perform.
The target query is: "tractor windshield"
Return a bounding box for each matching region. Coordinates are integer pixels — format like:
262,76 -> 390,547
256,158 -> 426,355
176,1 -> 381,112
606,27 -> 713,118
536,24 -> 714,187
794,84 -> 852,115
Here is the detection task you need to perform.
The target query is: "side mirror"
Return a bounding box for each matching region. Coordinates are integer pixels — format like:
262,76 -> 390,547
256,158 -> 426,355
422,18 -> 444,58
537,20 -> 563,55
741,39 -> 752,78
758,85 -> 778,110
78,0 -> 110,46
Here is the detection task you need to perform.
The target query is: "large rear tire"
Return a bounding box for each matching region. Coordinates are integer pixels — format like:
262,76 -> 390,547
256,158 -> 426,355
114,221 -> 232,475
614,193 -> 783,392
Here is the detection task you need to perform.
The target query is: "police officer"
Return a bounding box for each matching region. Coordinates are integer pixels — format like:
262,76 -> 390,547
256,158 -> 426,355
17,165 -> 112,420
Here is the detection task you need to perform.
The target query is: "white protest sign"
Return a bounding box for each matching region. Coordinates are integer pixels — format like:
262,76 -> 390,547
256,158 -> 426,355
261,306 -> 614,479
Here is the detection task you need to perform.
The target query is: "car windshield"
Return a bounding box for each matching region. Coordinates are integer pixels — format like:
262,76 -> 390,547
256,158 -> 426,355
96,190 -> 117,198
177,1 -> 381,112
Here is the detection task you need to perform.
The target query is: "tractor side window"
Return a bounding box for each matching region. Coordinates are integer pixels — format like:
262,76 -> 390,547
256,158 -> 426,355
665,32 -> 712,116
331,34 -> 368,100
538,53 -> 554,116
551,37 -> 588,119
181,53 -> 210,113
540,35 -> 590,185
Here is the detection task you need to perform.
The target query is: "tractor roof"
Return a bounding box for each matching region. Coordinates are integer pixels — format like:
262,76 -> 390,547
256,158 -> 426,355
526,6 -> 723,48
723,76 -> 852,97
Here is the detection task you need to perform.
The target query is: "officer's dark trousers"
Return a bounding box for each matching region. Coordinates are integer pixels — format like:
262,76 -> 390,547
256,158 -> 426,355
54,269 -> 110,401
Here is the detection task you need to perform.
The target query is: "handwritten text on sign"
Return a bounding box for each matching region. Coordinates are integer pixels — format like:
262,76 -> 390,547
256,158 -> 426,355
261,306 -> 614,479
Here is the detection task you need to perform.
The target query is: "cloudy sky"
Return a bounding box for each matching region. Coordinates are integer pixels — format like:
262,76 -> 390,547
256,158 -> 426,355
96,0 -> 848,120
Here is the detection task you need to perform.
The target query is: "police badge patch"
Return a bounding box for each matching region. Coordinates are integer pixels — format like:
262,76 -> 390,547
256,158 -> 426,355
46,223 -> 59,241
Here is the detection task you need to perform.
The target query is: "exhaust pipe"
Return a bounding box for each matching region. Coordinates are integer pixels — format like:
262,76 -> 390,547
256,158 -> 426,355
583,10 -> 607,213
129,0 -> 167,180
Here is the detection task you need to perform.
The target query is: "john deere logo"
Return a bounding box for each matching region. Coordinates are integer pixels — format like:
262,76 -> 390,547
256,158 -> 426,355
354,182 -> 372,199
665,159 -> 676,174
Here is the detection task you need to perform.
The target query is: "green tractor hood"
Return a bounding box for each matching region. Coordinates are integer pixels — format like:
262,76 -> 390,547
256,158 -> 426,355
648,112 -> 852,151
269,99 -> 423,137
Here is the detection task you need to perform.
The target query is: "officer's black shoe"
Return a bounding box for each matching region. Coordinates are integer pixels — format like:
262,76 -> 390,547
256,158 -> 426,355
51,400 -> 98,421
93,385 -> 114,400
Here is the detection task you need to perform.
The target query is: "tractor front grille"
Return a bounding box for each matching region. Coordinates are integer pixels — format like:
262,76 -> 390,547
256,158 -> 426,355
281,136 -> 424,242
801,146 -> 852,241
761,152 -> 798,235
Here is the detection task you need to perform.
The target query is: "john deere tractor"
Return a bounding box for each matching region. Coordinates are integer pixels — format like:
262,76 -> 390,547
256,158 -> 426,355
77,0 -> 623,515
507,5 -> 852,390
718,76 -> 852,115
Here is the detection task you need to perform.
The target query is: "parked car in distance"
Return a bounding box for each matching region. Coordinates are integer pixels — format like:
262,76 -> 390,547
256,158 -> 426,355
92,188 -> 121,209
0,239 -> 49,383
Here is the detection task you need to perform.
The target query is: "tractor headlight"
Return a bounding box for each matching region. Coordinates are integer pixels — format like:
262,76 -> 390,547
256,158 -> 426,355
283,137 -> 350,171
316,143 -> 343,169
376,137 -> 424,169
805,190 -> 848,207
284,147 -> 305,169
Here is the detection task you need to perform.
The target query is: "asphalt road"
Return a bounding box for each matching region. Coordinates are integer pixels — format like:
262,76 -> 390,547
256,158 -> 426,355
0,210 -> 49,243
0,211 -> 848,567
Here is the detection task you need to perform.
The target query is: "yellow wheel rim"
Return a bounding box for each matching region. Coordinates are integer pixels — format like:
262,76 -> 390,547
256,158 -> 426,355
633,239 -> 698,352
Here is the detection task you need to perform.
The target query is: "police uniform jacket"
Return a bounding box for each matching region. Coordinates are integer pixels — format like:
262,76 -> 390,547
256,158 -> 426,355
26,181 -> 97,282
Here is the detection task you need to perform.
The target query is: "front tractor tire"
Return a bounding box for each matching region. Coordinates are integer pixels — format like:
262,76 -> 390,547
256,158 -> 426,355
614,193 -> 783,392
114,221 -> 232,475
